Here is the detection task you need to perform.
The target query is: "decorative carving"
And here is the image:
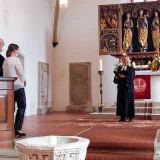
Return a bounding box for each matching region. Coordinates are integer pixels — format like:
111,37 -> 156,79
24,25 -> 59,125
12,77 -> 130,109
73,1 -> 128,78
100,30 -> 118,54
122,3 -> 160,15
99,5 -> 119,29
17,148 -> 87,160
123,12 -> 133,52
15,136 -> 89,160
122,2 -> 160,53
54,148 -> 87,160
99,5 -> 119,55
67,62 -> 93,112
38,62 -> 49,108
69,63 -> 91,105
99,1 -> 160,63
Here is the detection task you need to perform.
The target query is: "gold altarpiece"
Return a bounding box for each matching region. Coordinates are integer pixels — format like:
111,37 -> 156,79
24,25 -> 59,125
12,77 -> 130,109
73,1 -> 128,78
99,1 -> 160,66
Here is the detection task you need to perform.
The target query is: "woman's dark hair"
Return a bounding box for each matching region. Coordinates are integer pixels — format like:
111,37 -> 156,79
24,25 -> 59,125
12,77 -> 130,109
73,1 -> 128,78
6,43 -> 19,57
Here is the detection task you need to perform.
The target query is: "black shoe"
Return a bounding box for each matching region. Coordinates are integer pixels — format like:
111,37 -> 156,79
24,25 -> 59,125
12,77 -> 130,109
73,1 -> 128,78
119,118 -> 125,122
119,117 -> 125,122
129,117 -> 133,122
119,119 -> 125,122
15,130 -> 26,136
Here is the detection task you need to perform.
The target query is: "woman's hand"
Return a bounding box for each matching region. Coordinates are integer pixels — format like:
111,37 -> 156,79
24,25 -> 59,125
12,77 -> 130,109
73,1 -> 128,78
118,74 -> 125,78
114,76 -> 119,79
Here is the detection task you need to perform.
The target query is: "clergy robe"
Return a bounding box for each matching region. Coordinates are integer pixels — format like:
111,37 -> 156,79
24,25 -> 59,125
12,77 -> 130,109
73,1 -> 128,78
0,54 -> 5,76
113,66 -> 135,118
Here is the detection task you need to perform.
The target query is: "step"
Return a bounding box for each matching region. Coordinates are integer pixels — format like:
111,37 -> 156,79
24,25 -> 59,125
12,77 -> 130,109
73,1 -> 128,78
152,101 -> 160,107
0,150 -> 18,159
115,101 -> 153,107
103,107 -> 153,114
89,112 -> 160,120
119,101 -> 153,107
112,101 -> 160,108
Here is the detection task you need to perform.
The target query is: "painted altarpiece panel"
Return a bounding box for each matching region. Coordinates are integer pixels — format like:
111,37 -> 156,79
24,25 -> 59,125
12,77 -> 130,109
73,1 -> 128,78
99,1 -> 160,60
99,5 -> 120,55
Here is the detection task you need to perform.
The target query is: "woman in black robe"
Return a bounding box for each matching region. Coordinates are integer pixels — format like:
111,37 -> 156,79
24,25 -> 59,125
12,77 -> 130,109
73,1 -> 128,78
113,56 -> 135,122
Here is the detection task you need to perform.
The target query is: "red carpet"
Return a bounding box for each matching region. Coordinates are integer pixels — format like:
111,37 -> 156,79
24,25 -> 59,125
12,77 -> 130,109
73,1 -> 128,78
25,127 -> 91,137
86,152 -> 153,160
57,119 -> 158,159
79,128 -> 156,153
57,119 -> 160,130
23,114 -> 159,159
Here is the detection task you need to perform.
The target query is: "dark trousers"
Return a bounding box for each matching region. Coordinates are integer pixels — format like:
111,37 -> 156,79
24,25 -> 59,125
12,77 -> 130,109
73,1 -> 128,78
14,88 -> 26,131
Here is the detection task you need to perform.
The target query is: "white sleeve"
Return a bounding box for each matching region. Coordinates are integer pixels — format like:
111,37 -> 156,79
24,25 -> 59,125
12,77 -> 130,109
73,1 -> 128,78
15,58 -> 26,83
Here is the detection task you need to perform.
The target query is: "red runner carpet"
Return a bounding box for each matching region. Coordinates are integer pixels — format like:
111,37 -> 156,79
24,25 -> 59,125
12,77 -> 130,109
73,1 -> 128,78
23,115 -> 159,159
58,119 -> 160,130
86,152 -> 153,160
80,128 -> 155,153
57,119 -> 158,159
84,127 -> 157,159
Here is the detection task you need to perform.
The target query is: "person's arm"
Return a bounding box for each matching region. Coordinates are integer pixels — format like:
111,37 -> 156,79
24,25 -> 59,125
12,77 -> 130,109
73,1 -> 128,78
113,76 -> 119,84
126,67 -> 135,87
113,67 -> 120,84
15,58 -> 26,83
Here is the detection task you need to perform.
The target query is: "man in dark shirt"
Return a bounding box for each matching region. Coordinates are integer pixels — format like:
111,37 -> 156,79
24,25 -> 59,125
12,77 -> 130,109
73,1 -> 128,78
0,38 -> 5,76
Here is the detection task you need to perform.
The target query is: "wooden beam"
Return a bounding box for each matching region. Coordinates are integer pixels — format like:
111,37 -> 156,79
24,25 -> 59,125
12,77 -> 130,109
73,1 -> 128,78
52,0 -> 59,48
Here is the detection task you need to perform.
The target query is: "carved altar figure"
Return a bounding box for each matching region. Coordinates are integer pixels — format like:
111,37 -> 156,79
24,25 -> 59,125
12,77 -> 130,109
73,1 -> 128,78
106,11 -> 118,28
123,12 -> 133,52
100,18 -> 107,30
151,11 -> 159,51
137,10 -> 148,52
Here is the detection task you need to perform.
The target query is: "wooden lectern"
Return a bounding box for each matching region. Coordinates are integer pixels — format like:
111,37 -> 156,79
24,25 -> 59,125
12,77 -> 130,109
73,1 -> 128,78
0,77 -> 15,149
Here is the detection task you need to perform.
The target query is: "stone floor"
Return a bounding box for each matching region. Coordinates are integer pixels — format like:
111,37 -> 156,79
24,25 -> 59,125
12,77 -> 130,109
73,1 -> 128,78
1,112 -> 160,159
0,112 -> 88,159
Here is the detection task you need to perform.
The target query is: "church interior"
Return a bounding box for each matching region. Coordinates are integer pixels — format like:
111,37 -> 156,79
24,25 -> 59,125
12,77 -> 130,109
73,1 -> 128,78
0,0 -> 160,159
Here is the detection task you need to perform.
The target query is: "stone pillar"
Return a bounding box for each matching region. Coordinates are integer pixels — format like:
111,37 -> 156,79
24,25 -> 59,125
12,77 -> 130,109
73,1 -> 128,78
66,62 -> 94,112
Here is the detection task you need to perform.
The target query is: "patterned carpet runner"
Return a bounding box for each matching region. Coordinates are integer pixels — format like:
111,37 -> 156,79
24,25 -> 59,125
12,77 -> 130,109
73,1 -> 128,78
21,115 -> 159,160
86,152 -> 153,160
57,119 -> 158,159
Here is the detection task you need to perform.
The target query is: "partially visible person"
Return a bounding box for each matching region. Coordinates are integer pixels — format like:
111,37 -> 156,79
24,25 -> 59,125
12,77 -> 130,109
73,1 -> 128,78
113,56 -> 135,122
3,44 -> 26,136
0,38 -> 5,76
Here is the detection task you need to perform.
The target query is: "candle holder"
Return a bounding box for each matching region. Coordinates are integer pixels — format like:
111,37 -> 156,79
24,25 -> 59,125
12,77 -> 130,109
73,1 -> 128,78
98,71 -> 105,112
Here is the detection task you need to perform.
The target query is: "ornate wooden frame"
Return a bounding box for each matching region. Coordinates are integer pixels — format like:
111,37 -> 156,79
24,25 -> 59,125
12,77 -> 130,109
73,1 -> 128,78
99,1 -> 160,61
